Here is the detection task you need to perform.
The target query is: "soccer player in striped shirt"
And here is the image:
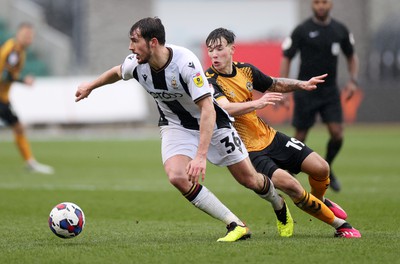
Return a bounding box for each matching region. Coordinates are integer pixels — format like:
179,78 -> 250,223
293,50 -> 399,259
75,17 -> 294,241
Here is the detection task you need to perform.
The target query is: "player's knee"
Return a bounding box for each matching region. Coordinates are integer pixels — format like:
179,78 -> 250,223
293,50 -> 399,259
165,167 -> 187,189
314,159 -> 330,180
331,134 -> 343,142
236,173 -> 259,190
12,123 -> 24,135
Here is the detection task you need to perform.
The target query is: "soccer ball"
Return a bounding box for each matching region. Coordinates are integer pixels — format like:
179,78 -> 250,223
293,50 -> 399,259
48,202 -> 85,239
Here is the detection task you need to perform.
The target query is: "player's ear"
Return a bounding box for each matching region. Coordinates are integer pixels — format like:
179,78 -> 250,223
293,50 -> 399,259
149,37 -> 158,47
230,44 -> 236,55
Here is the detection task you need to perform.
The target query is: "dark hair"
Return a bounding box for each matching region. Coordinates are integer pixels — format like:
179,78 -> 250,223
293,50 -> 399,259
206,27 -> 236,47
129,17 -> 166,45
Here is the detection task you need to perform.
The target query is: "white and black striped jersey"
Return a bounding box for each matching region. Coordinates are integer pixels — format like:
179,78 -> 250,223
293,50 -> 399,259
121,44 -> 232,130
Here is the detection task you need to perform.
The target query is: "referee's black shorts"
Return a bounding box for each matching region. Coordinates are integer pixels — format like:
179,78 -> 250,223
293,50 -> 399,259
292,85 -> 343,130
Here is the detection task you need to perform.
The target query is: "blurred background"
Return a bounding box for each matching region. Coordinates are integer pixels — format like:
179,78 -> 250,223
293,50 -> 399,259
0,0 -> 399,134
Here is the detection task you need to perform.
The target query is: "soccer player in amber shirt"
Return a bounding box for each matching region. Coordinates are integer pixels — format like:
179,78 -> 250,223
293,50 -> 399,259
0,22 -> 53,174
205,27 -> 360,238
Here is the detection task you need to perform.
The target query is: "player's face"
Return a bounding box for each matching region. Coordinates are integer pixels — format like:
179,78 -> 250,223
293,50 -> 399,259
17,27 -> 34,48
207,37 -> 234,74
312,0 -> 332,21
129,29 -> 151,64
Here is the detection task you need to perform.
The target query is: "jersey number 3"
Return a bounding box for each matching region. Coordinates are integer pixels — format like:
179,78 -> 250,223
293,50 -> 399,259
220,132 -> 243,154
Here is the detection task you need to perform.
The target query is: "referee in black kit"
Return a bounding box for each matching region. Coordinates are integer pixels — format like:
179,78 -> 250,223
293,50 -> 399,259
280,0 -> 360,192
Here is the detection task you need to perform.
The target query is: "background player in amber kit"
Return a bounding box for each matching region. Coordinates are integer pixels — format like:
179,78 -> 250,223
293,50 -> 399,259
0,22 -> 54,174
280,0 -> 359,191
205,27 -> 360,238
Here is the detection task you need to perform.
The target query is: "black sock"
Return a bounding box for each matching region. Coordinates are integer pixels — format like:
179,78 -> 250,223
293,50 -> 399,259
326,138 -> 343,165
275,202 -> 287,224
338,222 -> 352,229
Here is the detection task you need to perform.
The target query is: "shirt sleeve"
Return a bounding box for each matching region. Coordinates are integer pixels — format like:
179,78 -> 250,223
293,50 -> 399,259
180,50 -> 211,103
120,54 -> 137,80
340,25 -> 355,58
207,76 -> 225,100
250,64 -> 273,93
282,25 -> 302,59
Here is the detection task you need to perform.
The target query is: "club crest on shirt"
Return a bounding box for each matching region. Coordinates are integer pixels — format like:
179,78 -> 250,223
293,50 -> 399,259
193,72 -> 204,87
331,42 -> 340,56
246,82 -> 253,91
171,76 -> 178,89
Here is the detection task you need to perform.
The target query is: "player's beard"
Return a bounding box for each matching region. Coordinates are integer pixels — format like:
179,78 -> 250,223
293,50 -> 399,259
137,42 -> 152,64
313,8 -> 330,22
137,53 -> 150,64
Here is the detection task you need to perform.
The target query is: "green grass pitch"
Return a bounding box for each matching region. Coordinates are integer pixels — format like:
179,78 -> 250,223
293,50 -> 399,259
0,124 -> 399,263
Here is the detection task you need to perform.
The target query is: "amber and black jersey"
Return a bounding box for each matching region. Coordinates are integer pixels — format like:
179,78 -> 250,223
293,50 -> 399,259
206,62 -> 277,152
0,39 -> 26,103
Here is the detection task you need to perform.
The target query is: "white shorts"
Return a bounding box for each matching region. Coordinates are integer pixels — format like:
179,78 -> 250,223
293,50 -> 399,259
160,125 -> 248,167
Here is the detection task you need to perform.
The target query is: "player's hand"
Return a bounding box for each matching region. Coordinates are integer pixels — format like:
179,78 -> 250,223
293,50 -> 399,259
186,156 -> 206,184
23,75 -> 34,86
303,73 -> 328,91
343,80 -> 358,101
275,93 -> 291,109
75,83 -> 93,102
254,92 -> 283,109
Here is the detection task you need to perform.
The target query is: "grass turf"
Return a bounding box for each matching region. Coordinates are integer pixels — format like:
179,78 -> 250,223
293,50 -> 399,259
0,124 -> 399,263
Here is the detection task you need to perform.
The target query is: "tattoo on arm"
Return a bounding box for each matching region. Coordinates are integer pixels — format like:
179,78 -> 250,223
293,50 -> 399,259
269,78 -> 303,92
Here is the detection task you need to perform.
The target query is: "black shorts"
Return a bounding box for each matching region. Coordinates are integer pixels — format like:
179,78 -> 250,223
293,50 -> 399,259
0,101 -> 19,126
292,85 -> 343,130
249,131 -> 313,178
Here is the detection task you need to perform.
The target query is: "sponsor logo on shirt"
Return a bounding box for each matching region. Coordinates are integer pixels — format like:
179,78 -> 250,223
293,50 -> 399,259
193,72 -> 204,87
309,30 -> 319,38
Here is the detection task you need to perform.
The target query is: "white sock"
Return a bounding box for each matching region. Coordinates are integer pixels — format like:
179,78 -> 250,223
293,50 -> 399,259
190,185 -> 244,226
257,176 -> 284,210
331,217 -> 346,229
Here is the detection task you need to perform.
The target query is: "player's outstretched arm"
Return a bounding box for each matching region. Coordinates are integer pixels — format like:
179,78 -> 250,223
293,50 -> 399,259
269,73 -> 327,93
216,93 -> 283,117
75,65 -> 122,102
